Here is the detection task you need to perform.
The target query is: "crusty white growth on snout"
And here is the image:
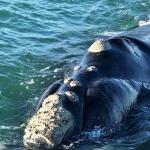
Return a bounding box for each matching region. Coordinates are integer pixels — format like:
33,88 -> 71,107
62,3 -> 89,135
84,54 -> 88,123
88,40 -> 104,53
23,94 -> 73,149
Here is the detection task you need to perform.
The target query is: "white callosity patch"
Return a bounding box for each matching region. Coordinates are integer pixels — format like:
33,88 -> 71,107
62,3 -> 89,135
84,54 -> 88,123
65,91 -> 78,102
70,80 -> 81,87
87,66 -> 97,72
64,77 -> 72,84
64,77 -> 81,88
74,65 -> 81,71
88,40 -> 104,53
23,94 -> 73,149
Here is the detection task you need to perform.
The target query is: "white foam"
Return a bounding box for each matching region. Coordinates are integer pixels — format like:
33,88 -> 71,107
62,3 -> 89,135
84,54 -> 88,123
53,68 -> 61,73
40,66 -> 50,72
82,128 -> 105,140
26,79 -> 35,85
20,79 -> 35,86
0,143 -> 6,150
0,125 -> 21,130
0,124 -> 26,130
139,20 -> 150,26
101,31 -> 123,36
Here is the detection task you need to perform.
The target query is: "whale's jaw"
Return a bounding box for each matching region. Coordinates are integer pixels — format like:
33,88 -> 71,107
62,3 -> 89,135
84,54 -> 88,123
23,94 -> 74,149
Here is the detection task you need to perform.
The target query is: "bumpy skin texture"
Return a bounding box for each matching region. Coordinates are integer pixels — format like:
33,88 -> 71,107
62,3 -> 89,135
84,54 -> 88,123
24,94 -> 73,149
24,25 -> 150,149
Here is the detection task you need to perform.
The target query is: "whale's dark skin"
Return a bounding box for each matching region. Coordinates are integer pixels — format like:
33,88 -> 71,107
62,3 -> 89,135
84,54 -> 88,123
33,25 -> 150,147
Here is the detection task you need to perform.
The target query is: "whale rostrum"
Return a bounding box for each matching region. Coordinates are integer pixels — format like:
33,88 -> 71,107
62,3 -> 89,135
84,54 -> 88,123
23,94 -> 73,149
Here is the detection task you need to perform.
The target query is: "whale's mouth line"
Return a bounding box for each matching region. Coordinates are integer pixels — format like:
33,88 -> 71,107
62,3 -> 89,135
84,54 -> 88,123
81,86 -> 89,131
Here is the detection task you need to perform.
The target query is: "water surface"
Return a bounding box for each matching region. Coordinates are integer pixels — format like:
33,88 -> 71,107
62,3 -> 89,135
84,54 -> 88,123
0,0 -> 150,149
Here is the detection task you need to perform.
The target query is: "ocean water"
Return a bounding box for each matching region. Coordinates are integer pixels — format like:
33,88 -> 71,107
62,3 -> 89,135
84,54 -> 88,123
0,0 -> 150,149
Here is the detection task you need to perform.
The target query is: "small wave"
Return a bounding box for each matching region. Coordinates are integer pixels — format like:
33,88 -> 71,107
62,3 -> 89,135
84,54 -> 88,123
102,31 -> 123,36
53,68 -> 62,73
0,125 -> 22,130
20,79 -> 35,86
40,66 -> 50,72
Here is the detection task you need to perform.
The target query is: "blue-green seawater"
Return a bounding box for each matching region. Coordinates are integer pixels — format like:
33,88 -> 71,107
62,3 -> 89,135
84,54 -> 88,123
0,0 -> 150,149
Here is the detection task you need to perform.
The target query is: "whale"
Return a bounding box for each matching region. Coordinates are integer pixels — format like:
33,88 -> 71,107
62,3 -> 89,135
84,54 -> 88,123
23,24 -> 150,149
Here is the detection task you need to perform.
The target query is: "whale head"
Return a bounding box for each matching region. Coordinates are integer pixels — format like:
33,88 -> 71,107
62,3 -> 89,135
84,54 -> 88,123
23,86 -> 84,149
